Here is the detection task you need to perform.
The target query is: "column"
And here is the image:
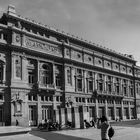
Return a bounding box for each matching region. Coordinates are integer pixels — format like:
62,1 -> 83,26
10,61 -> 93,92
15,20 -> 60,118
83,70 -> 87,93
113,100 -> 116,120
1,33 -> 3,40
120,79 -> 123,96
112,77 -> 115,93
3,64 -> 6,83
22,56 -> 27,81
52,63 -> 56,88
71,66 -> 75,89
128,101 -> 131,119
85,98 -> 88,106
21,34 -> 25,47
37,60 -> 40,85
37,94 -> 42,125
105,99 -> 108,118
75,69 -> 77,92
95,98 -> 99,118
126,80 -> 129,96
94,73 -> 98,90
11,54 -> 15,80
53,96 -> 57,110
72,107 -> 80,128
65,66 -> 67,85
121,100 -> 124,120
11,32 -> 15,45
104,75 -> 107,91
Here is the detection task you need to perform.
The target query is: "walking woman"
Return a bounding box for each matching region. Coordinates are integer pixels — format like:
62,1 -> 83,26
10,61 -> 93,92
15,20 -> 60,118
97,116 -> 110,140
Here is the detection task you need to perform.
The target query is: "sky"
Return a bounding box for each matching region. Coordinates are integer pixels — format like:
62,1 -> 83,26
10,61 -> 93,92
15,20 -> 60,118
0,0 -> 140,65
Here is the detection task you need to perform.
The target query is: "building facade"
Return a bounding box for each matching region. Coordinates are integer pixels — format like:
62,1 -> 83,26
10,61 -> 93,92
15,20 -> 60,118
0,5 -> 140,126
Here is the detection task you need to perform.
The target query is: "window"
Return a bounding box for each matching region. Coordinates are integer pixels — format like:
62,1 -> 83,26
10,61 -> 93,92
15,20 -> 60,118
27,59 -> 36,84
76,69 -> 83,91
123,79 -> 127,96
77,69 -> 82,76
129,81 -> 134,97
67,67 -> 72,84
77,79 -> 82,91
115,78 -> 120,94
98,74 -> 103,92
0,94 -> 3,100
55,65 -> 62,87
15,57 -> 21,78
41,96 -> 44,101
33,95 -> 37,101
107,76 -> 112,93
88,81 -> 93,92
40,64 -> 52,85
28,95 -> 32,101
87,71 -> 93,92
28,69 -> 35,84
0,63 -> 3,82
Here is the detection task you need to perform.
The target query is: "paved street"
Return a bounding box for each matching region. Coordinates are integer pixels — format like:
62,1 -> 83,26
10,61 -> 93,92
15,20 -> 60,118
1,120 -> 140,140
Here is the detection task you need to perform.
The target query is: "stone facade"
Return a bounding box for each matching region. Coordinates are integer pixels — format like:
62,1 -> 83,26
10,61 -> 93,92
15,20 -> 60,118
0,5 -> 140,126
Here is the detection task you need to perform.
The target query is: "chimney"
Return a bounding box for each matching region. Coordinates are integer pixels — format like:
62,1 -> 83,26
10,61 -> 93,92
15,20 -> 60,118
7,5 -> 16,16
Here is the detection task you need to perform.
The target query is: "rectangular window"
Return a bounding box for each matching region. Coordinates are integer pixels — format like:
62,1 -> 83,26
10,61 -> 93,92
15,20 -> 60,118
77,69 -> 82,75
28,95 -> 32,101
77,79 -> 82,91
56,75 -> 61,87
88,80 -> 93,92
116,85 -> 119,94
108,84 -> 112,93
0,65 -> 3,82
41,96 -> 44,101
15,57 -> 21,78
67,68 -> 72,84
124,87 -> 127,96
28,70 -> 35,84
99,82 -> 103,91
33,95 -> 37,101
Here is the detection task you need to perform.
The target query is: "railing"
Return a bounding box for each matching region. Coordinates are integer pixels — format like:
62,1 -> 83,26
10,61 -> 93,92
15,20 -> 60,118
95,90 -> 124,98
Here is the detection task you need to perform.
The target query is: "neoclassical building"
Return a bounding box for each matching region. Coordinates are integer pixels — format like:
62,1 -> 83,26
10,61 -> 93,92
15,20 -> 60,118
0,5 -> 140,126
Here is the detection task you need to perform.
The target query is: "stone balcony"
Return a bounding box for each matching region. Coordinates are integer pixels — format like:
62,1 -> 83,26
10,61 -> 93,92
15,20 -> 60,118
94,90 -> 124,98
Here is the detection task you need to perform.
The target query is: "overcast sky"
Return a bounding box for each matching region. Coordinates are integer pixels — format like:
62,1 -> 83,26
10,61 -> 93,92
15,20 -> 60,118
0,0 -> 140,65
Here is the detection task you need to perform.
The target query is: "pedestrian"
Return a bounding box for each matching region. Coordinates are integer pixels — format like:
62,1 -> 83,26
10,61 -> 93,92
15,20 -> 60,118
90,118 -> 96,128
97,116 -> 110,140
16,119 -> 19,126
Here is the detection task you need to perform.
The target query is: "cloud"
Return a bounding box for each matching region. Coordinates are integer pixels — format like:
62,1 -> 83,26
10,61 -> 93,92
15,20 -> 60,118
92,0 -> 140,28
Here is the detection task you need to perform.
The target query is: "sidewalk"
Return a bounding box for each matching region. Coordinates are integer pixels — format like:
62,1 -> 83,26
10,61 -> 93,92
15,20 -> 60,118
0,126 -> 31,136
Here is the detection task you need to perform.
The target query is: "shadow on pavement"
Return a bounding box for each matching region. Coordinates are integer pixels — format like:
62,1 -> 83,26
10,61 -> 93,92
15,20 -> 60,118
30,129 -> 92,140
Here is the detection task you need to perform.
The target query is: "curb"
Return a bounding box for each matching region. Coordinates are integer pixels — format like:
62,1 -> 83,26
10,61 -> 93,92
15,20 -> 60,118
0,130 -> 30,137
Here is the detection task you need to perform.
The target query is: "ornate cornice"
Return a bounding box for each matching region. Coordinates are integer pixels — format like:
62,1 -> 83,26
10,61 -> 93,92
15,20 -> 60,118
3,8 -> 136,62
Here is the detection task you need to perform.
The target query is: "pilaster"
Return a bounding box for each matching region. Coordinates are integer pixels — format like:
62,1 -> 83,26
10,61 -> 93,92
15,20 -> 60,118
94,73 -> 98,90
105,99 -> 108,117
121,100 -> 124,120
3,64 -> 6,83
113,100 -> 116,120
53,63 -> 56,87
53,96 -> 57,110
95,98 -> 99,118
128,101 -> 131,119
83,70 -> 87,93
22,55 -> 27,81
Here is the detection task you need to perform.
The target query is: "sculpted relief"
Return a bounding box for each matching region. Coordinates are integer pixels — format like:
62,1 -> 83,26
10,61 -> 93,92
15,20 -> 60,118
25,37 -> 62,57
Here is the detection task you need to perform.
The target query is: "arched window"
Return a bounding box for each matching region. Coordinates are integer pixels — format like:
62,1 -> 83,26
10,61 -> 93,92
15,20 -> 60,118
40,64 -> 52,85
